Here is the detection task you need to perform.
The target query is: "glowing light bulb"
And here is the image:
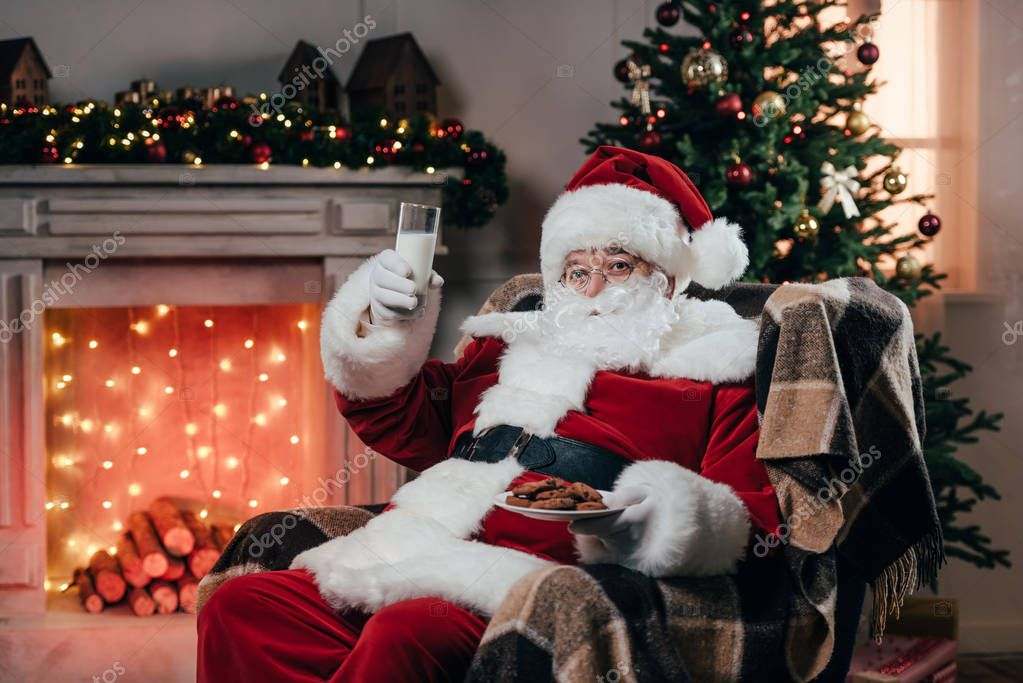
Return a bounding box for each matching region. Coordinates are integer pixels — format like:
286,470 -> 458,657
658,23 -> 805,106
67,539 -> 76,548
62,374 -> 72,382
297,320 -> 308,331
45,501 -> 55,510
185,423 -> 198,436
168,348 -> 178,358
244,339 -> 254,349
290,435 -> 300,445
108,546 -> 117,555
112,521 -> 123,531
131,366 -> 141,375
275,352 -> 286,363
86,545 -> 97,556
258,373 -> 269,382
204,319 -> 214,328
219,359 -> 232,371
197,446 -> 212,459
233,523 -> 242,532
164,386 -> 174,394
214,403 -> 227,417
88,340 -> 98,349
179,469 -> 190,479
104,424 -> 114,434
279,476 -> 290,486
128,483 -> 141,496
132,321 -> 150,334
44,580 -> 52,591
80,419 -> 94,433
226,457 -> 239,469
101,460 -> 113,469
60,413 -> 74,426
139,406 -> 151,417
105,379 -> 115,388
59,582 -> 69,591
52,332 -> 66,346
276,398 -> 287,408
253,414 -> 267,426
248,499 -> 258,508
56,382 -> 66,389
212,489 -> 222,499
156,305 -> 170,316
199,509 -> 209,519
102,500 -> 112,509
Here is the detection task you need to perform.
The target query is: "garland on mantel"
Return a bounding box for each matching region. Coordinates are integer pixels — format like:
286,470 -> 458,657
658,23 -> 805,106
0,99 -> 508,229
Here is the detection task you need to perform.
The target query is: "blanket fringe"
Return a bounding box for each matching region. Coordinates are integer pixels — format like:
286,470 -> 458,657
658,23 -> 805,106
870,529 -> 945,641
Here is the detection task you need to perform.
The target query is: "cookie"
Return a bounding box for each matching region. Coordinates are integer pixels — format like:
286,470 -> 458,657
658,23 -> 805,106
511,478 -> 559,497
529,497 -> 576,510
535,488 -> 570,500
504,495 -> 533,508
576,501 -> 608,511
565,482 -> 602,502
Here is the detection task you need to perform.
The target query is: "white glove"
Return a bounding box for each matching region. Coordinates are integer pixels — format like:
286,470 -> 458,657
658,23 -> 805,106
568,485 -> 652,559
367,249 -> 444,326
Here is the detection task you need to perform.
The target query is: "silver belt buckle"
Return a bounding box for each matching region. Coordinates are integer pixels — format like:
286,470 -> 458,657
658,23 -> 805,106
506,429 -> 533,461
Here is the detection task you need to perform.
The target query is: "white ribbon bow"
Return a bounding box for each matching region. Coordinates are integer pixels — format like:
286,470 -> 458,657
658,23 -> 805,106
817,161 -> 861,219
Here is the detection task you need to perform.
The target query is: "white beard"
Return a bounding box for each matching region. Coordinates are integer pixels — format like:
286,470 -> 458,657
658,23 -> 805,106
537,271 -> 680,374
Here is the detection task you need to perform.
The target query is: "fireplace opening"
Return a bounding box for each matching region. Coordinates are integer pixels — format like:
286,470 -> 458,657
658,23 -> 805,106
44,303 -> 324,588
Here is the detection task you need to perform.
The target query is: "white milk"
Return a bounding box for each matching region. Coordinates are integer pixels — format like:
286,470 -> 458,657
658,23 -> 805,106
395,231 -> 438,310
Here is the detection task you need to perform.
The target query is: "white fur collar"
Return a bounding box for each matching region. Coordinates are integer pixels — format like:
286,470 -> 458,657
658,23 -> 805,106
458,296 -> 758,437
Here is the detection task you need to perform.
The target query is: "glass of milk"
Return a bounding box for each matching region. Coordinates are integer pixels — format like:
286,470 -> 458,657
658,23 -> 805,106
395,201 -> 441,317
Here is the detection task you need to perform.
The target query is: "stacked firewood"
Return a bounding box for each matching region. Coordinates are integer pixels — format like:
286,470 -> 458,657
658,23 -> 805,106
70,496 -> 236,616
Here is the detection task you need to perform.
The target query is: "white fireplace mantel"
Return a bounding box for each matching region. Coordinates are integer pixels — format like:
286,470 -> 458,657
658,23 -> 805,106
0,164 -> 457,682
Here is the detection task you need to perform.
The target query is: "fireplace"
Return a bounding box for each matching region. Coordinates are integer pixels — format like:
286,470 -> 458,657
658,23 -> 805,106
0,164 -> 451,681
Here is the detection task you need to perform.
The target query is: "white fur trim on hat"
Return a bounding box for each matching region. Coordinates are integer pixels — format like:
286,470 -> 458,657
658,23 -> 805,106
540,183 -> 749,294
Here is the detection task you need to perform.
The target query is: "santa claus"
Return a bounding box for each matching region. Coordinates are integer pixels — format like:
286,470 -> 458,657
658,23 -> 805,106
197,146 -> 781,683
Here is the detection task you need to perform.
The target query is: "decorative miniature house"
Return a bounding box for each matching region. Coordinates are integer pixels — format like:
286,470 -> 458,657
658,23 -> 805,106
278,40 -> 343,112
346,33 -> 439,117
0,37 -> 51,106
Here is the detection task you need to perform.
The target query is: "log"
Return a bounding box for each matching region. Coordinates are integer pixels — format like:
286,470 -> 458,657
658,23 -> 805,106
178,572 -> 199,614
181,510 -> 220,579
128,585 -> 156,617
148,580 -> 179,614
148,497 -> 195,557
210,524 -> 235,551
116,533 -> 151,588
159,554 -> 186,582
128,511 -> 169,578
73,567 -> 104,613
87,550 -> 126,604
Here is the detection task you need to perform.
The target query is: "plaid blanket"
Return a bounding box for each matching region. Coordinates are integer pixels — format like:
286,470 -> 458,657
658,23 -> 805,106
197,275 -> 941,682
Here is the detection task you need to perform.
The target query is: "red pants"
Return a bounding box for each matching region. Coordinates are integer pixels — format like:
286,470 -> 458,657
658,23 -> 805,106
197,569 -> 488,683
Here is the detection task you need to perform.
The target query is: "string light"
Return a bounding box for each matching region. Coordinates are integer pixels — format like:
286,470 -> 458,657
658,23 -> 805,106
156,305 -> 170,316
180,469 -> 190,479
226,457 -> 239,469
276,398 -> 288,408
128,483 -> 141,496
131,366 -> 142,375
219,359 -> 232,371
101,460 -> 113,469
258,373 -> 269,382
185,423 -> 198,436
252,414 -> 267,426
199,509 -> 209,519
164,386 -> 174,394
248,499 -> 258,508
204,319 -> 214,328
244,339 -> 254,349
289,435 -> 300,445
112,521 -> 123,531
131,321 -> 149,334
197,446 -> 212,459
52,332 -> 66,347
62,374 -> 72,382
279,477 -> 289,486
214,403 -> 228,417
212,489 -> 222,499
88,340 -> 98,349
102,500 -> 112,509
105,379 -> 115,388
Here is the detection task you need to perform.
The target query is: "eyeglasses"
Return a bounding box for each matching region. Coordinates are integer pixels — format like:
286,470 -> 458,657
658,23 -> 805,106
560,257 -> 643,291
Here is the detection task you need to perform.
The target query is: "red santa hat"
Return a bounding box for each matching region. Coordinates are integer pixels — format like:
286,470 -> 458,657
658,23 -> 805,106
540,145 -> 749,296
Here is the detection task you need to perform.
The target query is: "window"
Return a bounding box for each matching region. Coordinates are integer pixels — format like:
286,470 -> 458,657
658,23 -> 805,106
393,84 -> 405,95
415,83 -> 427,94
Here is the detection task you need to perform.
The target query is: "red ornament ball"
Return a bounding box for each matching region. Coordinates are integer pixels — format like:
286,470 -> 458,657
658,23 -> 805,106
333,124 -> 353,141
144,139 -> 167,163
613,58 -> 631,83
857,42 -> 880,65
439,118 -> 464,140
918,212 -> 942,237
715,92 -> 743,118
725,161 -> 753,186
466,147 -> 489,165
249,142 -> 272,164
298,129 -> 315,143
656,2 -> 680,27
39,144 -> 60,163
636,130 -> 662,152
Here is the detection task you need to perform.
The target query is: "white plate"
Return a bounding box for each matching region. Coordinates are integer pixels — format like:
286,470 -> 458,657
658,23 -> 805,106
493,489 -> 628,521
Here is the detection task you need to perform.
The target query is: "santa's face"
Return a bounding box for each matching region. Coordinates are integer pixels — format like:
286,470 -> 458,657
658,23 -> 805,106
538,247 -> 680,372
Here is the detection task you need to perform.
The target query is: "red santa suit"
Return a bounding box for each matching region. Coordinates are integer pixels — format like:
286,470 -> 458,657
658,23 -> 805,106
197,146 -> 781,683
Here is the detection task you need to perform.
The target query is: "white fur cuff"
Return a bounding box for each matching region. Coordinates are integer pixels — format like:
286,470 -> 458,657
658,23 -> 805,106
576,460 -> 751,577
320,255 -> 442,401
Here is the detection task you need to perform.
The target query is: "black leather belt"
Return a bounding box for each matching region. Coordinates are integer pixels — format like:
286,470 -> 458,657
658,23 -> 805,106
450,424 -> 627,491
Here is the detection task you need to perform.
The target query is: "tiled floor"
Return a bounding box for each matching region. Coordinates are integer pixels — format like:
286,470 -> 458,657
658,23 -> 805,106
959,656 -> 1023,682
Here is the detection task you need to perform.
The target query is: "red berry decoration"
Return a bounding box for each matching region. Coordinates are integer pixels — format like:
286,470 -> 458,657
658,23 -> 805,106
918,212 -> 942,237
656,2 -> 680,27
730,26 -> 754,48
156,106 -> 186,129
299,130 -> 315,143
725,161 -> 753,186
212,96 -> 238,112
715,92 -> 743,118
439,118 -> 464,140
39,144 -> 60,163
857,42 -> 880,65
144,139 -> 168,163
636,130 -> 662,152
613,58 -> 631,83
249,142 -> 272,164
466,147 -> 489,165
374,139 -> 399,161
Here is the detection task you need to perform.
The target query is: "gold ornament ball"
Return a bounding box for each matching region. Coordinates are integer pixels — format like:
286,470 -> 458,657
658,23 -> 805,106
883,167 -> 908,194
846,110 -> 870,135
681,47 -> 729,89
793,210 -> 820,239
895,255 -> 922,280
752,91 -> 786,120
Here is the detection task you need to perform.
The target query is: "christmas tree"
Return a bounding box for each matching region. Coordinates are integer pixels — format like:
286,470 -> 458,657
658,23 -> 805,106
582,0 -> 1009,574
